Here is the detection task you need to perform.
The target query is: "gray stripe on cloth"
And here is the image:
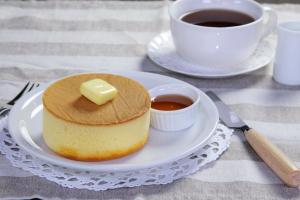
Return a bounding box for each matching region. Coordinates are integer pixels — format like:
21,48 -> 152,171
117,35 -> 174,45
1,67 -> 300,91
0,176 -> 299,200
147,70 -> 300,91
0,1 -> 166,10
0,42 -> 146,57
0,66 -> 87,83
0,17 -> 169,32
231,104 -> 300,123
221,139 -> 300,162
0,61 -> 165,82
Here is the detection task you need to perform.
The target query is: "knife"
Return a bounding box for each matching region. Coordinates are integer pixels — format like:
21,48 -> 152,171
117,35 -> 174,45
206,91 -> 300,187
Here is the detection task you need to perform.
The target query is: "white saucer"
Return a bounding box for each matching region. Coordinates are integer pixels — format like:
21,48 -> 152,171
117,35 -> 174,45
147,31 -> 275,78
8,71 -> 219,171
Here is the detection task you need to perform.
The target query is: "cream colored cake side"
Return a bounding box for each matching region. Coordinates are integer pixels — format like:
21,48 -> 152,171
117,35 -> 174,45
43,108 -> 150,161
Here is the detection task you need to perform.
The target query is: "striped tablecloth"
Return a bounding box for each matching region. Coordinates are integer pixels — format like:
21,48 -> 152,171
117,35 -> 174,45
0,1 -> 300,199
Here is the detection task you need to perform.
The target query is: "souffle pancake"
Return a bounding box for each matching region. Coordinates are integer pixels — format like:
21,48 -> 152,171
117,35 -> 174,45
42,73 -> 151,161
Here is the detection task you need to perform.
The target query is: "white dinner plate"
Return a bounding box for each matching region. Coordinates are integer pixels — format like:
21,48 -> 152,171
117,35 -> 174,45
8,71 -> 219,172
147,31 -> 275,78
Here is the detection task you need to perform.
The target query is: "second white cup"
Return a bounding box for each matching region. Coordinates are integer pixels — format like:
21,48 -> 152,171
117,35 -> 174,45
273,21 -> 300,86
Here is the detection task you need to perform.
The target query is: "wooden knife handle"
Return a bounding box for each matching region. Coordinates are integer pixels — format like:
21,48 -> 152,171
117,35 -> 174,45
245,128 -> 300,187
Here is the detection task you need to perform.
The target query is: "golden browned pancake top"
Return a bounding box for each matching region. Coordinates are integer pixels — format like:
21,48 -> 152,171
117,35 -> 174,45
43,73 -> 151,125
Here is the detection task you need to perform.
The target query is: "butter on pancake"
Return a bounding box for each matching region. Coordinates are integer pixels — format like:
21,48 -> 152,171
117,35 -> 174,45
80,78 -> 118,106
42,73 -> 151,161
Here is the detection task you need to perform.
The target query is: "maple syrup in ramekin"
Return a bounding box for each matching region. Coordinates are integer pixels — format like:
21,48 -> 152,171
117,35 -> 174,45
151,94 -> 193,111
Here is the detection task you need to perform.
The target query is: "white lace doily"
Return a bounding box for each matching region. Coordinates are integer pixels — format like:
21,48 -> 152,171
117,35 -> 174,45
147,31 -> 275,78
0,116 -> 233,191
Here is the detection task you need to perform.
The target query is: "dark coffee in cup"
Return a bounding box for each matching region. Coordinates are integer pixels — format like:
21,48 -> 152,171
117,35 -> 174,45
180,9 -> 255,27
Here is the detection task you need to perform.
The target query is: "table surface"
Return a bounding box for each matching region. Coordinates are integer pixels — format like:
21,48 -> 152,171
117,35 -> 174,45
0,0 -> 300,199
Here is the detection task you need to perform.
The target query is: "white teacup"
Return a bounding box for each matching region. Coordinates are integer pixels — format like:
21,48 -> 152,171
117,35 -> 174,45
169,0 -> 277,68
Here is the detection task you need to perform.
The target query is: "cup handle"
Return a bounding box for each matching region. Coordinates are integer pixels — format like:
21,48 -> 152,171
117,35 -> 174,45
261,7 -> 278,38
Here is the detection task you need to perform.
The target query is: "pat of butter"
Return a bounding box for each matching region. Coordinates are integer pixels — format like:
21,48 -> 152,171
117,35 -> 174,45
80,79 -> 118,105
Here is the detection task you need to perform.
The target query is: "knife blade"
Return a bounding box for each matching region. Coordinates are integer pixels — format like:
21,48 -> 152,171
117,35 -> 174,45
206,91 -> 300,187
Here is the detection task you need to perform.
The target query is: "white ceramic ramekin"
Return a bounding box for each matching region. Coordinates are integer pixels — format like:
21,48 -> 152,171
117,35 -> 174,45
149,84 -> 201,131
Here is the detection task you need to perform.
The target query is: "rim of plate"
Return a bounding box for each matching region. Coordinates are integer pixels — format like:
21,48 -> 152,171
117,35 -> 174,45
8,71 -> 219,171
147,31 -> 274,78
